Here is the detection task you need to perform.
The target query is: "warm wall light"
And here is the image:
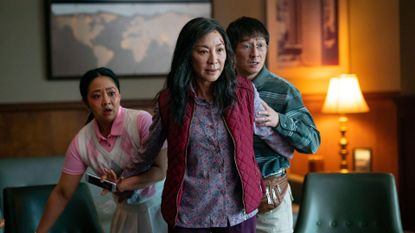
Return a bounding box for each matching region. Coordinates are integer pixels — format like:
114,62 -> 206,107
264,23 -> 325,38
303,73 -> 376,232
322,74 -> 369,173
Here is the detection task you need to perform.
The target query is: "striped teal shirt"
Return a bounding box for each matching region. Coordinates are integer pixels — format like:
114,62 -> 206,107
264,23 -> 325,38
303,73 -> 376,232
252,67 -> 321,177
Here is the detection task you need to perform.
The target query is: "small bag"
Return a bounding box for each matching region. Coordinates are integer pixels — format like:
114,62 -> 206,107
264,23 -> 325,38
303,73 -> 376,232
258,174 -> 289,213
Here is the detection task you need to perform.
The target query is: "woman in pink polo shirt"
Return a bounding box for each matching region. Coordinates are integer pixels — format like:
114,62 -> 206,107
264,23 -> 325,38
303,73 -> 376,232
36,67 -> 167,233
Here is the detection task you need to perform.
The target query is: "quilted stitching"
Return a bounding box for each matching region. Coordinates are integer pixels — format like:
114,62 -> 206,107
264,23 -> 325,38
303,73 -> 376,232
158,78 -> 263,225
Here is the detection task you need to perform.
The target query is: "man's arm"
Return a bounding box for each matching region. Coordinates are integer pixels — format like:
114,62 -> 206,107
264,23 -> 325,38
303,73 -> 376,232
256,87 -> 320,154
252,84 -> 294,158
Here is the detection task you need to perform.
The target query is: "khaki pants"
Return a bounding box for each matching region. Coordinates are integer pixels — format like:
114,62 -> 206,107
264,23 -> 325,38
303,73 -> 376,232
256,185 -> 293,233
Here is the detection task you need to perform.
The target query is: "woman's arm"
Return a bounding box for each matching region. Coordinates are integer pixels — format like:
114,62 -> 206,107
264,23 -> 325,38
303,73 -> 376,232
124,106 -> 167,177
117,148 -> 167,192
36,173 -> 83,233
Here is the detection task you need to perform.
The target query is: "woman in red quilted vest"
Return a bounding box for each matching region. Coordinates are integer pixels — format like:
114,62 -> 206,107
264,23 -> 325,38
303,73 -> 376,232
124,17 -> 291,233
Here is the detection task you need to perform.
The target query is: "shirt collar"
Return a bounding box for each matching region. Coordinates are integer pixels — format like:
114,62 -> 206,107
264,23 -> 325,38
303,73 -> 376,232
251,66 -> 269,88
189,83 -> 212,105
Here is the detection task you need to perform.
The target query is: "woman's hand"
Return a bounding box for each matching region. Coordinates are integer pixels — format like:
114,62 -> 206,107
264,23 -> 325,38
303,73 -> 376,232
100,168 -> 121,194
101,168 -> 133,202
102,168 -> 120,183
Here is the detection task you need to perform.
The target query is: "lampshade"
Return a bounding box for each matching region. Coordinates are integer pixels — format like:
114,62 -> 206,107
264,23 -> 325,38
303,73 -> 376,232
322,74 -> 369,114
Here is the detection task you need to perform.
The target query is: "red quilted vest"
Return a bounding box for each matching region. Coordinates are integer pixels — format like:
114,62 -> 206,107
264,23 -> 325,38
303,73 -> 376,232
158,77 -> 263,226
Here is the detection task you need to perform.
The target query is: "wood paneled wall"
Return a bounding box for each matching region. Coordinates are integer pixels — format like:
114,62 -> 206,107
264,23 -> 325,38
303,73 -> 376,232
289,92 -> 400,181
0,100 -> 154,158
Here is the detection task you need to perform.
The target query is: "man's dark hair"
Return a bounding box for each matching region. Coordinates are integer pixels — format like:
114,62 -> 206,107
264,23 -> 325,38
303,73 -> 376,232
226,16 -> 270,50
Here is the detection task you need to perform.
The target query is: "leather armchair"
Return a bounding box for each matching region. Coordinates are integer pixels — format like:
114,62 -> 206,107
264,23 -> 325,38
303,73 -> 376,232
294,172 -> 404,233
3,183 -> 103,233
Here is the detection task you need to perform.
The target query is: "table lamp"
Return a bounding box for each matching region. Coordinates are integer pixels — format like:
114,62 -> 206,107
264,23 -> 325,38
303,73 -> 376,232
322,74 -> 369,173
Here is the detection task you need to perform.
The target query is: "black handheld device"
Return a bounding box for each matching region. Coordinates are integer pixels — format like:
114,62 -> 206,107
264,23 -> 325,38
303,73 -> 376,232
86,173 -> 117,192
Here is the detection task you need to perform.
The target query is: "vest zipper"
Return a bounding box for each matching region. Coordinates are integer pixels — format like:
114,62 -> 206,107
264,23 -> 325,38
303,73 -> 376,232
174,103 -> 195,224
222,116 -> 247,214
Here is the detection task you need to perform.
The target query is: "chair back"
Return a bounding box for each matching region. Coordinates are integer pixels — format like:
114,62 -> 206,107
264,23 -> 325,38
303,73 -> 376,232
294,172 -> 404,233
3,183 -> 103,233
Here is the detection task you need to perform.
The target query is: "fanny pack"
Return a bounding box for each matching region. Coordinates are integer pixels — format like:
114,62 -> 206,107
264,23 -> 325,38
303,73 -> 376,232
258,174 -> 289,213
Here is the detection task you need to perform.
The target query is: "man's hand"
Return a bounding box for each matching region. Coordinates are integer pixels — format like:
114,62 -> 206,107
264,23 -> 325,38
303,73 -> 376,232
255,101 -> 279,128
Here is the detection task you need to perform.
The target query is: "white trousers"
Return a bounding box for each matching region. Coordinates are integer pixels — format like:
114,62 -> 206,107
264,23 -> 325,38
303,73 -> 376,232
256,185 -> 293,233
110,195 -> 167,233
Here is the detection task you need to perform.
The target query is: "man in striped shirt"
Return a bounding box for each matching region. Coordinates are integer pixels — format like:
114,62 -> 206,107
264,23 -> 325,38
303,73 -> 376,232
227,16 -> 321,233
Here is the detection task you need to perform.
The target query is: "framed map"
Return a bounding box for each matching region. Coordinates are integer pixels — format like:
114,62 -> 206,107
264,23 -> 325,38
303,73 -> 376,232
46,0 -> 212,79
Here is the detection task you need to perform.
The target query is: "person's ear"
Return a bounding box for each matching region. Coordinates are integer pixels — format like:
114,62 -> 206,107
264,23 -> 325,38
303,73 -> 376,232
83,100 -> 90,109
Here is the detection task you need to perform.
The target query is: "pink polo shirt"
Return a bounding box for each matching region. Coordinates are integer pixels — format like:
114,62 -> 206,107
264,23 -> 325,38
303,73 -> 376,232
63,107 -> 153,175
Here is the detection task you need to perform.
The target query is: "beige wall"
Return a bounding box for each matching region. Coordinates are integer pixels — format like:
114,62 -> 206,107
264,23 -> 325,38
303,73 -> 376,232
0,0 -> 405,104
349,0 -> 400,93
216,0 -> 405,96
222,0 -> 405,95
214,0 -> 264,27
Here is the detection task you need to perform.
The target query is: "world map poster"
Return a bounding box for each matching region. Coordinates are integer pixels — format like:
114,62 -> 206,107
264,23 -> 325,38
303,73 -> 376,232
48,1 -> 211,79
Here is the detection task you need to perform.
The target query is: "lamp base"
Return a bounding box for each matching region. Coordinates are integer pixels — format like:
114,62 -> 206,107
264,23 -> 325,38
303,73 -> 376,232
339,116 -> 349,172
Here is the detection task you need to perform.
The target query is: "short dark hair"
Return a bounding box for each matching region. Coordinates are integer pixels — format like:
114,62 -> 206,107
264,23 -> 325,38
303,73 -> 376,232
79,67 -> 120,103
226,16 -> 270,51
